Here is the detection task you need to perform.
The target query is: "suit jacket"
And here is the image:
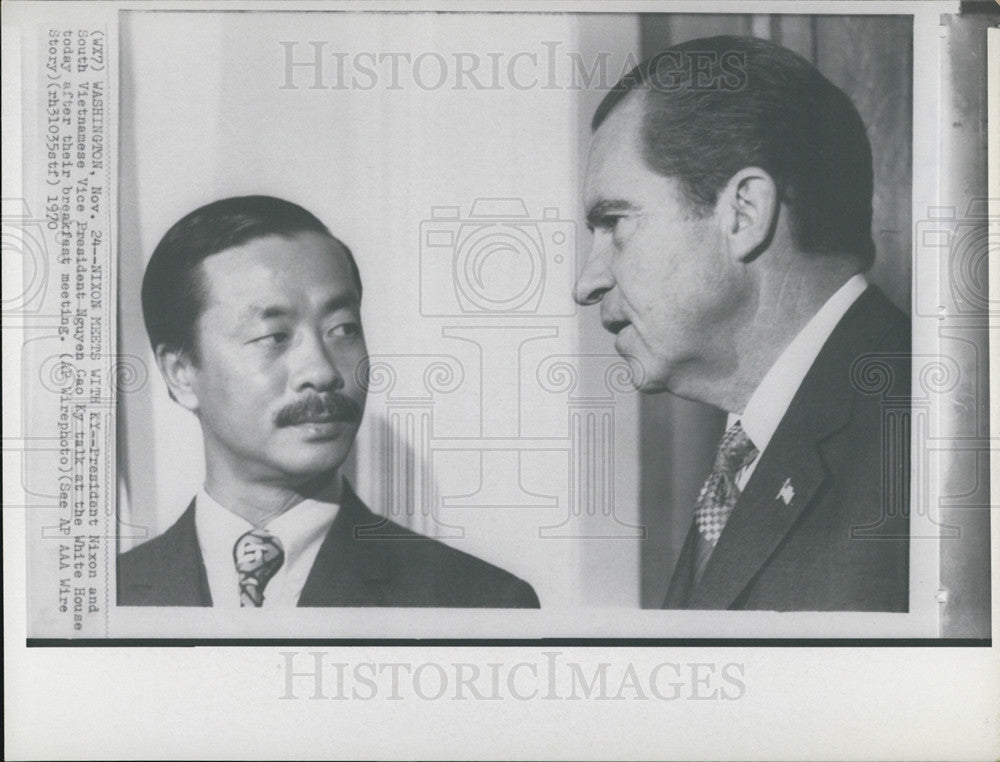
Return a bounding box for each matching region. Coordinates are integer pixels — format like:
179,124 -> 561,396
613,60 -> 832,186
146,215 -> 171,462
664,286 -> 911,612
118,482 -> 539,607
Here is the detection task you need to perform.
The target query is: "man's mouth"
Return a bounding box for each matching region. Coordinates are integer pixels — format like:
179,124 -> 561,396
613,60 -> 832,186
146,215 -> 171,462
296,419 -> 346,439
296,414 -> 339,425
603,318 -> 631,335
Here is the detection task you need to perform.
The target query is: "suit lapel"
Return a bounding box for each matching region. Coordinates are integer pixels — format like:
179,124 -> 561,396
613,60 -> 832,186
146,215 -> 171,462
687,420 -> 835,608
685,287 -> 899,609
662,522 -> 699,607
297,482 -> 393,606
123,501 -> 213,606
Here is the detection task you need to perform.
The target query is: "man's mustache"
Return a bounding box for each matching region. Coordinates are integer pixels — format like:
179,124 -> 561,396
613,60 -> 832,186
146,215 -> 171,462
274,393 -> 362,427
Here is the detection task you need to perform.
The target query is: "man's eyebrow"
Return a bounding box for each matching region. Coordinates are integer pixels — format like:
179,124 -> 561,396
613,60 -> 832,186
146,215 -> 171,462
249,305 -> 292,321
585,199 -> 638,229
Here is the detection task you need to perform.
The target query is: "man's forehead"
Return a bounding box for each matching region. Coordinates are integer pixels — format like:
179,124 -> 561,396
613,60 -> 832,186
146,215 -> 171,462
197,232 -> 358,307
585,94 -> 648,201
590,93 -> 645,161
206,231 -> 347,265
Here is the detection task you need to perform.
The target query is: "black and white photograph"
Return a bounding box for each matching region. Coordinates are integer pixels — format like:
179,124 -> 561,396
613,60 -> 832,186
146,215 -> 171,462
3,0 -> 998,759
101,8 -> 988,633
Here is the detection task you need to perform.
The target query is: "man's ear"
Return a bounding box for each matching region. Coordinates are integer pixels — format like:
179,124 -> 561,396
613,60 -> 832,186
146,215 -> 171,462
716,167 -> 779,263
154,344 -> 200,412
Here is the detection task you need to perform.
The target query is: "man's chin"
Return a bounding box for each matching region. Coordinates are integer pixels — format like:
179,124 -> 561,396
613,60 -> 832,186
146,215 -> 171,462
614,353 -> 674,395
634,378 -> 672,395
271,432 -> 357,482
611,352 -> 648,391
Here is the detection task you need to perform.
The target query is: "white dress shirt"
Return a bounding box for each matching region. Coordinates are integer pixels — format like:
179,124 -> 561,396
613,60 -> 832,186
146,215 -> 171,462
730,274 -> 869,490
194,477 -> 342,608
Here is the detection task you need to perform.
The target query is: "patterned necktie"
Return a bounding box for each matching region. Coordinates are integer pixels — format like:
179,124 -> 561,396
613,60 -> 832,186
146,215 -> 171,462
692,420 -> 758,583
233,528 -> 285,607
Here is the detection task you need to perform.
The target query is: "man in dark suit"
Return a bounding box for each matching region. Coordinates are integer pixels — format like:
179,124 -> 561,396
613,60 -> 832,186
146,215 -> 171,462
119,195 -> 538,608
574,36 -> 909,611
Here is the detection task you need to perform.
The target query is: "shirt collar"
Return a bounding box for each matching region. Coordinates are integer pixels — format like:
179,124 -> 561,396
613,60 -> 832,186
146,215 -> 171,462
729,274 -> 869,453
194,474 -> 343,607
264,474 -> 343,565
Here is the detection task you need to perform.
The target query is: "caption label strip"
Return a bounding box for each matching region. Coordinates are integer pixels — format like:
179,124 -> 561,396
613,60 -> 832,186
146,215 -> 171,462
32,27 -> 113,635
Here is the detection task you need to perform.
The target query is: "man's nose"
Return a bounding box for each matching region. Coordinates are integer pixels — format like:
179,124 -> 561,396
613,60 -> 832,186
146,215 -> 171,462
573,242 -> 614,306
289,330 -> 343,391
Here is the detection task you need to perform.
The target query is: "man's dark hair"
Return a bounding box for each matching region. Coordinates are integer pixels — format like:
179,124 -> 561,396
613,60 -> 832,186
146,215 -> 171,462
593,35 -> 875,268
141,195 -> 362,361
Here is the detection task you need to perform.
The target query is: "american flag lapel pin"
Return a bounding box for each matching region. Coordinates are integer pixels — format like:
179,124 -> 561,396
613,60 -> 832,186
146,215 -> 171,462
776,478 -> 795,505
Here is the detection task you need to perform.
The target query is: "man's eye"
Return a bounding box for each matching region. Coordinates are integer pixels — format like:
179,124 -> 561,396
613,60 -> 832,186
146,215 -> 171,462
595,215 -> 622,233
329,322 -> 361,338
251,332 -> 288,346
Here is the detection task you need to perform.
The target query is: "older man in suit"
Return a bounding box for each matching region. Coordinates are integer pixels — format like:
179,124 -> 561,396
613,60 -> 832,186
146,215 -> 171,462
574,36 -> 909,611
119,195 -> 538,608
